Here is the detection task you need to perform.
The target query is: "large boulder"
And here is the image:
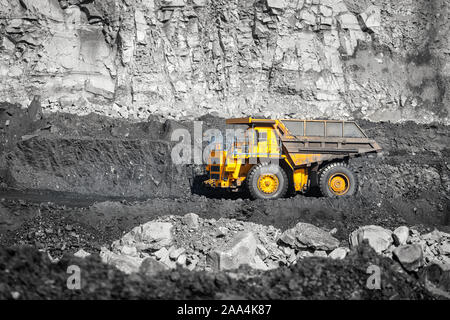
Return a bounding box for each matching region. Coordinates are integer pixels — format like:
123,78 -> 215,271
358,5 -> 381,33
439,241 -> 450,256
349,225 -> 393,254
114,221 -> 173,251
182,213 -> 199,230
393,226 -> 410,246
208,232 -> 258,271
100,247 -> 143,274
278,223 -> 340,251
139,257 -> 169,276
393,244 -> 424,272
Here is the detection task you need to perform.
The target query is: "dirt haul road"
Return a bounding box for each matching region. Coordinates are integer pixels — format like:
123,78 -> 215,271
0,102 -> 449,299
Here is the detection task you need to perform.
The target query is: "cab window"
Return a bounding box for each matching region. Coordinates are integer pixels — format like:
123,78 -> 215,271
258,131 -> 268,143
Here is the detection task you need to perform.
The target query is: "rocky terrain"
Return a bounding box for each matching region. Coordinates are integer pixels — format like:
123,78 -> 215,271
0,0 -> 449,123
0,101 -> 449,299
0,0 -> 449,301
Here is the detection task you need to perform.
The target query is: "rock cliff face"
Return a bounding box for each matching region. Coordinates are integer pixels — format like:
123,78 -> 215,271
0,0 -> 449,123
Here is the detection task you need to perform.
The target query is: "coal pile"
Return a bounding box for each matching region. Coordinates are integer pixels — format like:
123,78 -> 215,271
0,244 -> 439,300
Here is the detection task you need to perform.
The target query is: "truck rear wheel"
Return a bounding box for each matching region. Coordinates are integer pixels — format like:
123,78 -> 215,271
319,162 -> 358,198
247,163 -> 288,200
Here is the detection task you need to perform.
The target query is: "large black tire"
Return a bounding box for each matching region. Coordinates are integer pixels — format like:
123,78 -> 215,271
318,162 -> 358,198
247,163 -> 288,200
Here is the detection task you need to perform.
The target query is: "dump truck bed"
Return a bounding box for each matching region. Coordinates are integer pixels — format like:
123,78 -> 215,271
226,118 -> 382,168
279,119 -> 381,167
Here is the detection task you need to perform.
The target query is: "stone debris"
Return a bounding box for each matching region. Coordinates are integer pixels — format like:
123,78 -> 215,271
393,244 -> 424,272
74,249 -> 91,259
393,226 -> 410,246
182,213 -> 199,230
98,213 -> 450,279
101,213 -> 337,274
279,222 -> 340,251
349,225 -> 393,254
113,221 -> 173,251
409,230 -> 450,270
139,257 -> 169,276
208,232 -> 258,271
328,247 -> 349,260
358,5 -> 381,33
100,247 -> 143,274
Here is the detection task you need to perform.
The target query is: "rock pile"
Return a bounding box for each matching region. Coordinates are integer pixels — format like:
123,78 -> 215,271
350,225 -> 450,272
99,213 -> 343,274
97,215 -> 450,278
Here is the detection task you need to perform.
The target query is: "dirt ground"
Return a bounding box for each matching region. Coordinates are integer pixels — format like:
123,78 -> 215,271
0,102 -> 449,299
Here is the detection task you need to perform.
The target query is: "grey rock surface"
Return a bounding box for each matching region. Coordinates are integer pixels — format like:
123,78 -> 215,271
279,222 -> 340,251
0,0 -> 448,123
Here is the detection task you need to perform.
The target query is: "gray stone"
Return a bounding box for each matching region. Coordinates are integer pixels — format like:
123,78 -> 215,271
20,0 -> 64,21
169,247 -> 186,260
279,223 -> 340,251
300,9 -> 316,25
74,249 -> 91,259
393,226 -> 410,246
337,13 -> 360,30
177,254 -> 187,266
154,247 -> 169,260
161,0 -> 185,7
250,255 -> 269,270
187,256 -> 199,271
135,9 -> 148,44
117,245 -> 138,257
439,241 -> 450,255
117,221 -> 173,251
256,244 -> 270,260
182,213 -> 200,230
216,227 -> 228,237
208,231 -> 258,270
320,5 -> 332,16
313,250 -> 328,258
100,247 -> 143,274
85,76 -> 116,99
349,225 -> 393,254
81,3 -> 102,22
328,247 -> 349,260
393,244 -> 424,272
358,5 -> 381,32
267,0 -> 286,10
139,257 -> 169,276
422,230 -> 442,245
192,0 -> 207,7
297,251 -> 314,259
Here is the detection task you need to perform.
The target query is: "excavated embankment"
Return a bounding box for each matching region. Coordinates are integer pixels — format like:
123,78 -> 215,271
0,102 -> 449,300
1,102 -> 449,229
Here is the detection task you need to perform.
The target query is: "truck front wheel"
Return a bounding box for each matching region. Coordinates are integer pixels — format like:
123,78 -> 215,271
247,163 -> 288,200
318,162 -> 358,197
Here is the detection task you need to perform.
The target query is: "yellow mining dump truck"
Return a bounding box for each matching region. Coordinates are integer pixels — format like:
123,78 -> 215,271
205,118 -> 382,199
